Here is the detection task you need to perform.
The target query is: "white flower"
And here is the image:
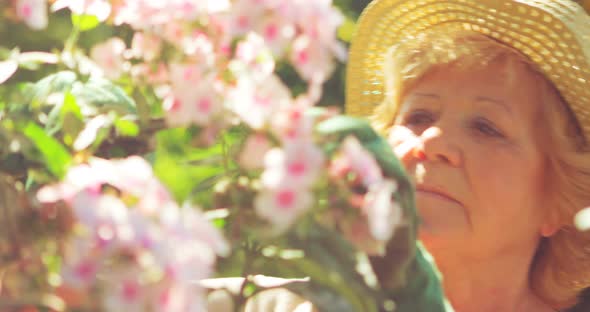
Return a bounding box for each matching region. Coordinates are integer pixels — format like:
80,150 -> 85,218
255,187 -> 313,230
16,0 -> 48,30
239,134 -> 273,170
363,179 -> 402,242
226,74 -> 290,130
52,0 -> 111,22
164,67 -> 224,127
60,238 -> 101,288
232,33 -> 276,82
261,142 -> 324,190
341,136 -> 384,186
130,32 -> 162,61
164,74 -> 223,127
270,105 -> 315,142
290,34 -> 336,83
90,38 -> 127,79
102,274 -> 146,312
254,15 -> 296,58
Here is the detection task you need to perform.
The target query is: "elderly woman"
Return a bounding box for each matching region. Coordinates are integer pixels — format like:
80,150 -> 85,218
345,0 -> 590,311
208,0 -> 590,311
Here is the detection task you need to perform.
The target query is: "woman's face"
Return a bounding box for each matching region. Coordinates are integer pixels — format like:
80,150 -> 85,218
388,59 -> 554,258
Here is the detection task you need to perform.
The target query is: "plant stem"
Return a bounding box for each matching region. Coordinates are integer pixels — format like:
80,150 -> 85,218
221,133 -> 230,173
63,26 -> 81,55
234,241 -> 257,312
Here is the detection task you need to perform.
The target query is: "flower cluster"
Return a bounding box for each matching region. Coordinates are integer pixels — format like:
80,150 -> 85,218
13,0 -> 345,132
251,106 -> 325,231
2,0 -> 408,310
235,108 -> 404,254
327,136 -> 403,255
37,156 -> 228,311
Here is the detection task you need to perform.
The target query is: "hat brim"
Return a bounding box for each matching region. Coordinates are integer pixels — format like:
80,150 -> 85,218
346,0 -> 590,140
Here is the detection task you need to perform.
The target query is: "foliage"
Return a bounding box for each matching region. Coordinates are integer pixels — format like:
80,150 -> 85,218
3,1 -> 589,311
0,1 -> 412,311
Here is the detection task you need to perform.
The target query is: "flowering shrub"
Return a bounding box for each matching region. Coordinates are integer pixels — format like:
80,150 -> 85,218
0,1 -> 407,311
3,1 -> 588,311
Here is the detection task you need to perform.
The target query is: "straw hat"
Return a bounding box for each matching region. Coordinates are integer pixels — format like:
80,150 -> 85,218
346,0 -> 590,140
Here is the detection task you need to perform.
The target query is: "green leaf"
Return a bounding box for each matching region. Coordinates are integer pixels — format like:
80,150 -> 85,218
153,154 -> 223,203
293,227 -> 380,312
30,71 -> 78,105
132,87 -> 152,125
337,17 -> 357,43
23,122 -> 71,178
114,118 -> 139,137
60,92 -> 83,120
152,127 -> 245,204
44,92 -> 83,136
71,77 -> 137,115
71,14 -> 100,32
61,92 -> 85,145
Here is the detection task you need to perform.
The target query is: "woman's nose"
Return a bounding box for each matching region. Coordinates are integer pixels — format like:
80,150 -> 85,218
414,126 -> 462,166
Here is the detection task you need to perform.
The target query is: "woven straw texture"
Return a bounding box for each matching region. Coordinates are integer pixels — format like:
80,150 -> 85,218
346,0 -> 590,139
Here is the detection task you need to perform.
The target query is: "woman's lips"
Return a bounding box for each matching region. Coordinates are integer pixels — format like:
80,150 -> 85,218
415,185 -> 463,206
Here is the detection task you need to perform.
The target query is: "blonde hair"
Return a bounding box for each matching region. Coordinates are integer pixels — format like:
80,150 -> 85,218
372,28 -> 590,309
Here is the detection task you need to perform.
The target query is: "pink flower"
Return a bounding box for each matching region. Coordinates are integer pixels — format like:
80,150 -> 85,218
340,136 -> 383,186
290,34 -> 336,83
270,104 -> 315,142
37,163 -> 102,204
287,0 -> 344,49
90,157 -> 173,216
90,38 -> 127,79
168,62 -> 203,92
181,32 -> 215,64
283,0 -> 346,60
52,0 -> 111,22
130,32 -> 162,61
261,142 -> 324,190
254,15 -> 296,57
159,204 -> 229,259
232,33 -> 275,82
167,0 -> 231,20
37,156 -> 226,311
152,284 -> 205,312
164,69 -> 224,127
113,0 -> 176,30
113,0 -> 229,29
112,0 -> 157,29
93,156 -> 159,196
60,238 -> 101,288
38,156 -> 173,217
363,179 -> 402,242
219,0 -> 266,38
239,134 -> 273,170
255,187 -> 313,230
101,271 -> 148,312
227,74 -> 290,130
16,0 -> 48,30
130,63 -> 169,85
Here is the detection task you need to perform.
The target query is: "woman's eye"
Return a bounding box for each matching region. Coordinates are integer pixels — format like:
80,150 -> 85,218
402,110 -> 435,126
471,118 -> 504,138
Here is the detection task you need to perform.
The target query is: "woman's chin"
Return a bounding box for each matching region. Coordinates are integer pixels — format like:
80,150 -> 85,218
416,216 -> 469,251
